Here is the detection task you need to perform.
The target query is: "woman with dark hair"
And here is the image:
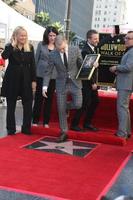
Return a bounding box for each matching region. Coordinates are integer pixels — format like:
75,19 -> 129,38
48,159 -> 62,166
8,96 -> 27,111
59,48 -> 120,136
32,26 -> 58,127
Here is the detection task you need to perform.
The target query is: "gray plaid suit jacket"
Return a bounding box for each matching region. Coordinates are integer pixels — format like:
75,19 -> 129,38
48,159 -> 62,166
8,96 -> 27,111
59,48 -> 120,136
43,45 -> 83,132
43,46 -> 82,91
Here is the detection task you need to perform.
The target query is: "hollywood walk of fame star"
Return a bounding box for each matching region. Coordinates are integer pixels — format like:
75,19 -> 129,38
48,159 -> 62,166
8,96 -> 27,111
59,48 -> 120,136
34,140 -> 93,155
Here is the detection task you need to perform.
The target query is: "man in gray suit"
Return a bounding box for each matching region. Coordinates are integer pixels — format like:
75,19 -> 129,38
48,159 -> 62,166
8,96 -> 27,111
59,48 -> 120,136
42,35 -> 83,142
110,31 -> 133,139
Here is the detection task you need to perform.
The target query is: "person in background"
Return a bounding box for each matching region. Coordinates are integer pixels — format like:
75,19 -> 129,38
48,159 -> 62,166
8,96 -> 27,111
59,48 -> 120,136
0,47 -> 5,67
42,35 -> 83,142
32,26 -> 58,128
110,31 -> 133,139
0,47 -> 5,104
1,26 -> 36,135
71,29 -> 99,132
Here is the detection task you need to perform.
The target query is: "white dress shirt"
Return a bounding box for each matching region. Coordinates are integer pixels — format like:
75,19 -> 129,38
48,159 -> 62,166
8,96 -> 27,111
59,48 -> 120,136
87,42 -> 95,53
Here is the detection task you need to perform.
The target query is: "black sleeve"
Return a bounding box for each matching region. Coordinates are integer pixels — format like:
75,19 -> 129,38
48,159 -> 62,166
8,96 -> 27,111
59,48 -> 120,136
30,45 -> 36,82
81,50 -> 88,60
1,43 -> 12,59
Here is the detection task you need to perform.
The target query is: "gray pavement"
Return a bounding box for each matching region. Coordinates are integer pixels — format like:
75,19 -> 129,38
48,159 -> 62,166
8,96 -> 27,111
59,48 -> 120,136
106,154 -> 133,199
0,100 -> 22,138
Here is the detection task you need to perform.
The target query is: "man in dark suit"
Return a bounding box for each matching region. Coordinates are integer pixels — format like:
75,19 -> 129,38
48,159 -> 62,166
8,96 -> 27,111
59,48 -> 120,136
71,29 -> 100,132
42,35 -> 83,142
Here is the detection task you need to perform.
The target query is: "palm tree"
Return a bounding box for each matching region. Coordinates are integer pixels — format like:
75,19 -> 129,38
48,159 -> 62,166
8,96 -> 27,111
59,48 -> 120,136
51,21 -> 64,34
34,12 -> 51,27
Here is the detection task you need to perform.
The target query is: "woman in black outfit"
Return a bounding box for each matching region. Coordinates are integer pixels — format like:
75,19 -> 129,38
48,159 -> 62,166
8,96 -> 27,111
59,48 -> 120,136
1,26 -> 36,135
32,26 -> 58,127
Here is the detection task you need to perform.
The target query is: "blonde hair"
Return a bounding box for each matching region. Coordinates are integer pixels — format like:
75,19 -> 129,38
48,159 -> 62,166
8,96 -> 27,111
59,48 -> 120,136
11,26 -> 31,51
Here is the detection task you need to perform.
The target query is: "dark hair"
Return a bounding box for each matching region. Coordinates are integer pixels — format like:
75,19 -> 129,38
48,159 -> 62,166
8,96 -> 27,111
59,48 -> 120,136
42,26 -> 59,45
86,29 -> 98,40
127,31 -> 133,34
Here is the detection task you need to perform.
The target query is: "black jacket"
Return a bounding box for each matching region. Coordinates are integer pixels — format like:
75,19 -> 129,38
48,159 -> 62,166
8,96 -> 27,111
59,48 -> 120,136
1,43 -> 36,100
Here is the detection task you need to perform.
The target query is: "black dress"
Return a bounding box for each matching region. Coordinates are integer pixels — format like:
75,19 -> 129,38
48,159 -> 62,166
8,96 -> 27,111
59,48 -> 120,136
1,43 -> 36,99
1,43 -> 36,134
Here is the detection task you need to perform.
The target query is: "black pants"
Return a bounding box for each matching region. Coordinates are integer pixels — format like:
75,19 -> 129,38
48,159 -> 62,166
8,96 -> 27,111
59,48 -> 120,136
6,97 -> 32,132
71,82 -> 99,127
32,77 -> 55,125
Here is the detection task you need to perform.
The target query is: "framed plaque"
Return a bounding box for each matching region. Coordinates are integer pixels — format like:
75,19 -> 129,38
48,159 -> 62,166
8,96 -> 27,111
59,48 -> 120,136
97,33 -> 125,86
76,54 -> 100,80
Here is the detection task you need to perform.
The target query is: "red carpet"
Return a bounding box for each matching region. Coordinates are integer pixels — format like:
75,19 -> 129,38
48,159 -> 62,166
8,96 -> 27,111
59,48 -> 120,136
0,91 -> 133,199
39,90 -> 133,146
0,130 -> 132,200
32,125 -> 126,146
47,90 -> 133,129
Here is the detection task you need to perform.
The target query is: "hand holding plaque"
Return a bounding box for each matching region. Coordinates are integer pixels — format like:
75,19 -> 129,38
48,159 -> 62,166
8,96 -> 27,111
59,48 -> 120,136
76,54 -> 100,80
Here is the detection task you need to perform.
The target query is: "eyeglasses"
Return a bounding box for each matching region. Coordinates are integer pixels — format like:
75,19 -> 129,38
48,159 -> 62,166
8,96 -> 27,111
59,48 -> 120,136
124,37 -> 133,40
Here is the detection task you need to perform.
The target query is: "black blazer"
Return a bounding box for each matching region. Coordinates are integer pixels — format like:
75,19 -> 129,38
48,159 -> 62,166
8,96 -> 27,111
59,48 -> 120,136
1,43 -> 36,100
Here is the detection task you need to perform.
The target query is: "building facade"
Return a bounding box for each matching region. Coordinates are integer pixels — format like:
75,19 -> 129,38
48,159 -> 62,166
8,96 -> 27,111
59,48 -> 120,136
33,0 -> 94,40
15,0 -> 35,20
91,0 -> 127,32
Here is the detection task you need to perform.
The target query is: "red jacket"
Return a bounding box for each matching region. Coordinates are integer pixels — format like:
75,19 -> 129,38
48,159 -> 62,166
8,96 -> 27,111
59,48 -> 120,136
0,57 -> 5,66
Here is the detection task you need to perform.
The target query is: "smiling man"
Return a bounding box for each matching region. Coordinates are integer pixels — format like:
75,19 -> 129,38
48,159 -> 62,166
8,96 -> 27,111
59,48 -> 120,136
110,31 -> 133,139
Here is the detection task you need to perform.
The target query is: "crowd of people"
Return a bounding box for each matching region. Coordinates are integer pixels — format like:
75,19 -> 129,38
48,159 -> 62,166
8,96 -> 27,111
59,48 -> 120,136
0,25 -> 133,142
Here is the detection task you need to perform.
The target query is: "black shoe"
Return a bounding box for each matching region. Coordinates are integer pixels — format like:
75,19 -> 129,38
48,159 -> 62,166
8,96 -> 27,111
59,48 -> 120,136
71,126 -> 83,132
114,132 -> 128,139
32,120 -> 39,124
56,132 -> 68,143
21,129 -> 32,135
83,124 -> 99,132
7,130 -> 16,135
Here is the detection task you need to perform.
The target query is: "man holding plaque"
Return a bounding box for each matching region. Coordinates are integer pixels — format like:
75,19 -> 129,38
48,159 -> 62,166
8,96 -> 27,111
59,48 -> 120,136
71,29 -> 99,132
110,31 -> 133,139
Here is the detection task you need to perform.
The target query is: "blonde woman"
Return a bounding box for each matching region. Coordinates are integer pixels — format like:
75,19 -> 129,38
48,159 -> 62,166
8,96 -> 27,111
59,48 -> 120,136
1,26 -> 36,135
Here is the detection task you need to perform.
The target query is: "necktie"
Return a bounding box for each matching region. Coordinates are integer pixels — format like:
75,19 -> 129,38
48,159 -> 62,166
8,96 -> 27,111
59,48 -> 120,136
63,52 -> 68,69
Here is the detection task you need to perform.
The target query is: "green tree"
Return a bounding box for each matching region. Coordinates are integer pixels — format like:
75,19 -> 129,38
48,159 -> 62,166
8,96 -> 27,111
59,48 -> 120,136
69,31 -> 76,42
79,40 -> 86,49
34,11 -> 75,43
51,21 -> 64,33
34,12 -> 64,34
2,0 -> 17,7
34,12 -> 51,27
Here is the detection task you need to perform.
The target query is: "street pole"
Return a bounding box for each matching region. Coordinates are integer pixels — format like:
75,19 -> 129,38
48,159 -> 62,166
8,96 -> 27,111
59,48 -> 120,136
65,0 -> 72,43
